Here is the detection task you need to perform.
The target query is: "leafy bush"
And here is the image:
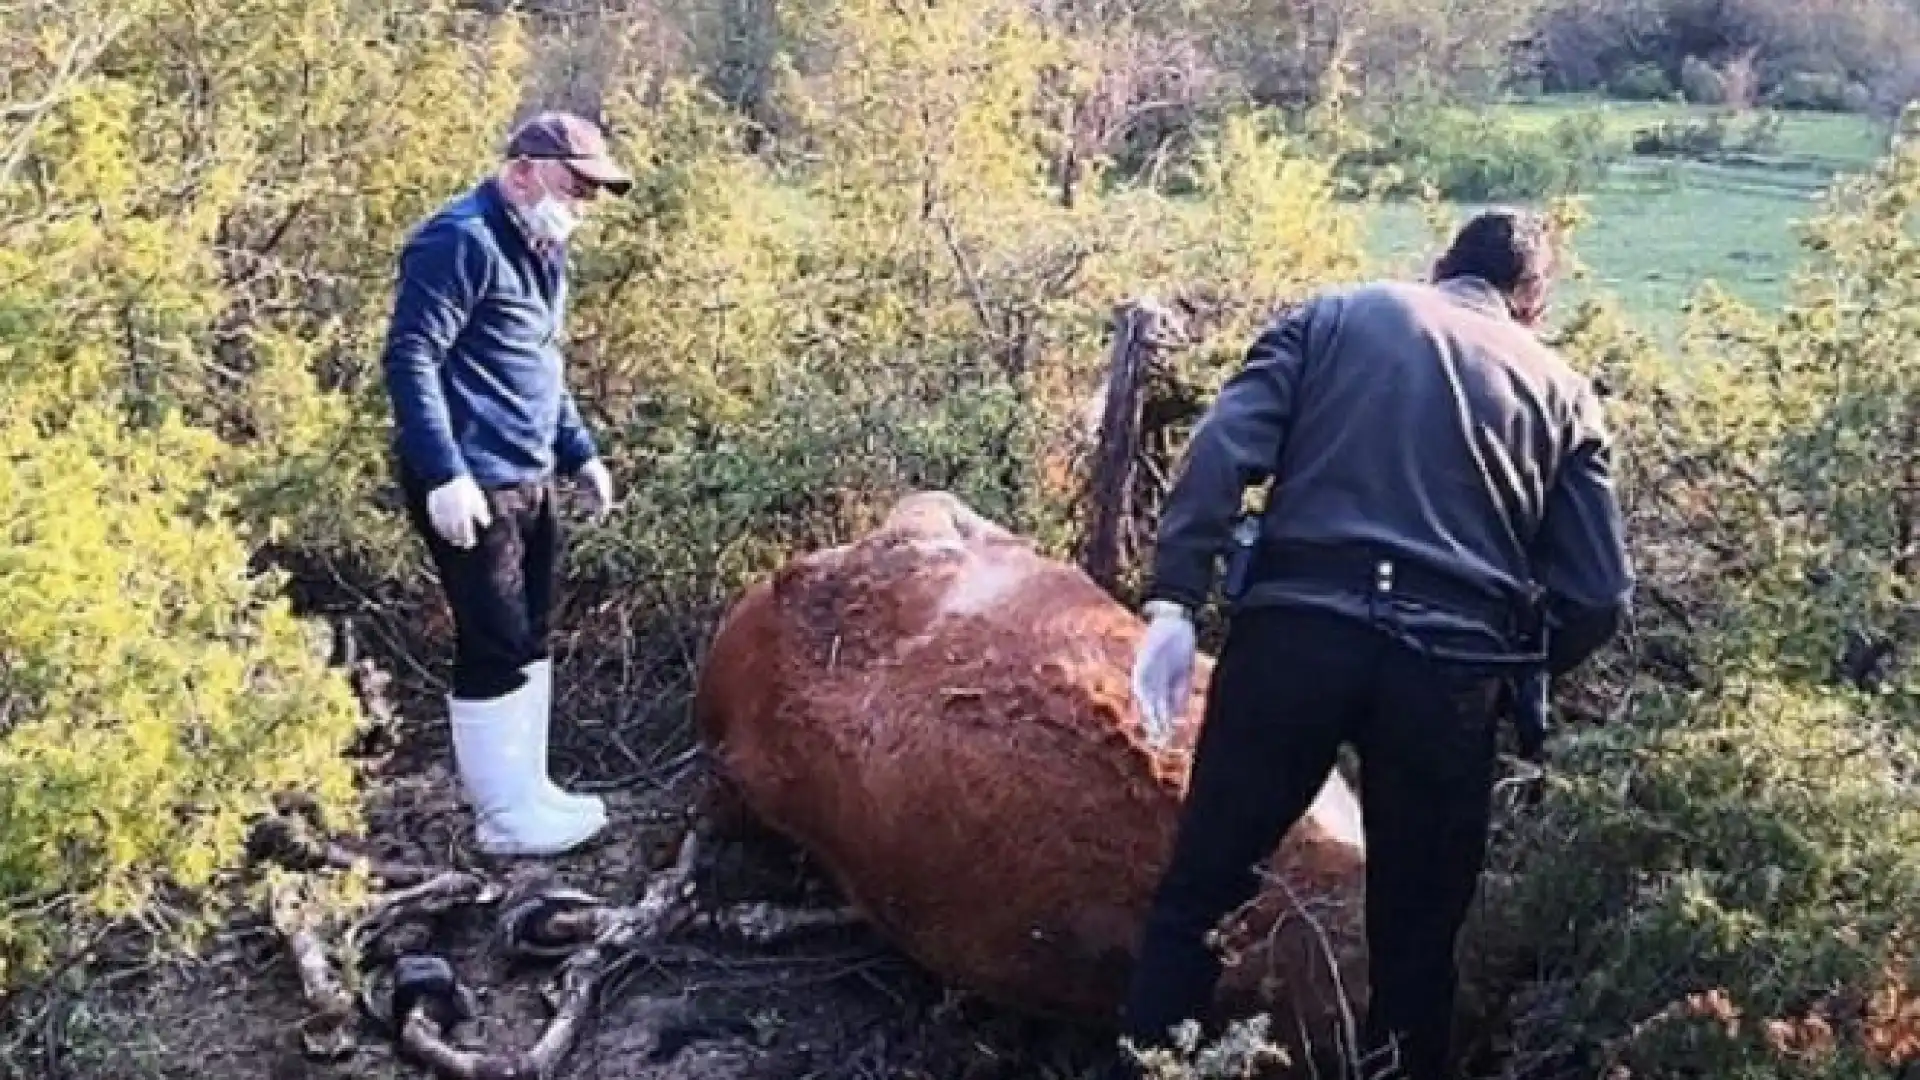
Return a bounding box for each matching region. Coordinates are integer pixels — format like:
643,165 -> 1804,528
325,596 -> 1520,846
1611,62 -> 1677,101
1680,55 -> 1732,106
1463,105 -> 1920,1079
0,0 -> 530,991
1771,72 -> 1875,114
0,402 -> 363,989
1489,678 -> 1920,1077
1630,109 -> 1784,156
1341,105 -> 1624,201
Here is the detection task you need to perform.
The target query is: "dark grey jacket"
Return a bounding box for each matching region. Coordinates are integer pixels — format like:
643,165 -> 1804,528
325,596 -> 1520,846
1145,276 -> 1633,676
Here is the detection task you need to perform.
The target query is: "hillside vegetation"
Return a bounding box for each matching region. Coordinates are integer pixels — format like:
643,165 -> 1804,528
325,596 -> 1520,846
1,1 -> 1917,1078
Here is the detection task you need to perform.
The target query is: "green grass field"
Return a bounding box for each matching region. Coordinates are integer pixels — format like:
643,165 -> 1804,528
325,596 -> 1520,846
1363,96 -> 1895,340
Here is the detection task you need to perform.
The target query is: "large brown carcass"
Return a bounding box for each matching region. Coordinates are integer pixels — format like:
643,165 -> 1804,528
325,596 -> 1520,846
692,489 -> 1371,1065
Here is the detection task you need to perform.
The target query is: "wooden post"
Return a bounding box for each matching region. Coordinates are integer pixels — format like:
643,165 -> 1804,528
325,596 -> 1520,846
1078,297 -> 1189,594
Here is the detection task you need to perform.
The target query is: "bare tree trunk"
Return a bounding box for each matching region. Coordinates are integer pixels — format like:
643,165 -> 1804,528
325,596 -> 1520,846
1077,297 -> 1189,594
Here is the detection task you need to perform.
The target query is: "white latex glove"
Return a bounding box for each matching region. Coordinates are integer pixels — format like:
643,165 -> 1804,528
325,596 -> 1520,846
576,458 -> 615,522
1131,601 -> 1196,749
426,475 -> 491,550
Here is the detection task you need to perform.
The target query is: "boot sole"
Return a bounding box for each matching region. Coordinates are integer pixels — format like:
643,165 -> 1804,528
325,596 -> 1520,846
474,814 -> 608,857
539,791 -> 608,819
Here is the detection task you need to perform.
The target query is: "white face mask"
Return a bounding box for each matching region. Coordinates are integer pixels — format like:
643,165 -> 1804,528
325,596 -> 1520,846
523,171 -> 580,243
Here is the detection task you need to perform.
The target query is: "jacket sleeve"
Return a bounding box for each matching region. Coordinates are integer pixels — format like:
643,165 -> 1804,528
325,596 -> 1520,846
1532,382 -> 1635,675
381,221 -> 490,488
553,385 -> 598,475
1144,304 -> 1315,610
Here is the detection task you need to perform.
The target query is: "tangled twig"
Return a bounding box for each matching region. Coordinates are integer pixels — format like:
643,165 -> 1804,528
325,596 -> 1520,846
350,871 -> 504,968
246,805 -> 867,1079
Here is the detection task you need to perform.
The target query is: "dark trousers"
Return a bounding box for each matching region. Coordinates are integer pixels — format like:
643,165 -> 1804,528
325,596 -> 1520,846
399,464 -> 563,701
1118,605 -> 1501,1080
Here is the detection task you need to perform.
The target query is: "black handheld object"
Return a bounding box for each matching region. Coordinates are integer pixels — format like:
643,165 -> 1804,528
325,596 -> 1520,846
1511,669 -> 1549,764
1220,482 -> 1271,605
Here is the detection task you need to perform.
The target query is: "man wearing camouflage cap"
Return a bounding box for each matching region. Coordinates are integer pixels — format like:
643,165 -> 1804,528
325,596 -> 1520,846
380,110 -> 633,857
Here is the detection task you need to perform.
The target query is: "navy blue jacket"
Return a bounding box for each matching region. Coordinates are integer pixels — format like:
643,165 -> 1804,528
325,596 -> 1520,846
380,177 -> 598,490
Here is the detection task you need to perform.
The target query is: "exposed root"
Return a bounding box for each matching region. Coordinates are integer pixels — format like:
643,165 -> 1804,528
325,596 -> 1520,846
243,774 -> 870,1079
396,997 -> 723,1080
393,830 -> 707,1080
323,846 -> 447,890
247,795 -> 443,888
701,901 -> 865,945
268,879 -> 359,1061
349,871 -> 504,968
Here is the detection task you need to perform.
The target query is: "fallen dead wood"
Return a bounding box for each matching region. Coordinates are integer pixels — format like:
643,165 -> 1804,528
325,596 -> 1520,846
245,793 -> 872,1080
388,832 -> 705,1080
268,880 -> 359,1061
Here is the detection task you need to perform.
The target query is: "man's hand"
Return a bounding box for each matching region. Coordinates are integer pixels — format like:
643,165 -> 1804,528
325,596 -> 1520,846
1131,601 -> 1197,749
576,458 -> 615,523
427,476 -> 492,549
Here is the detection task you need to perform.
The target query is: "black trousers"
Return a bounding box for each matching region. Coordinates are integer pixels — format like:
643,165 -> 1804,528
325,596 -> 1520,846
1118,605 -> 1502,1080
399,464 -> 562,701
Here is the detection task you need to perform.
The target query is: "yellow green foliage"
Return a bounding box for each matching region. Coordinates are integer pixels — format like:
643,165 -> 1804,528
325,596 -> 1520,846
3,0 -> 530,578
0,402 -> 362,989
0,0 -> 530,991
1466,105 -> 1920,1079
557,1 -> 1369,621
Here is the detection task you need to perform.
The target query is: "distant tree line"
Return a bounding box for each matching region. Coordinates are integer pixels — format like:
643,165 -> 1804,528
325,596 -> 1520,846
1530,0 -> 1920,115
606,0 -> 1919,125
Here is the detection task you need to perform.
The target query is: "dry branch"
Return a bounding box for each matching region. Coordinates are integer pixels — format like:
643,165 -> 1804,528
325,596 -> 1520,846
703,902 -> 865,944
1,7 -> 138,190
391,831 -> 707,1080
349,871 -> 504,968
268,880 -> 359,1061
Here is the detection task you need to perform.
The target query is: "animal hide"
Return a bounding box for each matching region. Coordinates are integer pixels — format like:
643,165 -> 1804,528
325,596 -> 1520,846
694,491 -> 1369,1058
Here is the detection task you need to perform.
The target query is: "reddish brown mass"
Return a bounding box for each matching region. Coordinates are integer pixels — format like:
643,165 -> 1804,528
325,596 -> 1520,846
694,491 -> 1370,1055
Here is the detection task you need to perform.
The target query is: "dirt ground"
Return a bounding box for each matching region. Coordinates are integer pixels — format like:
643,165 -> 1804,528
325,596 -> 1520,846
0,604 -> 1119,1080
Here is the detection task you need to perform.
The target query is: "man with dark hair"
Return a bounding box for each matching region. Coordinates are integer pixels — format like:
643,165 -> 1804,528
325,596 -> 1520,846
1113,207 -> 1633,1079
381,110 -> 633,858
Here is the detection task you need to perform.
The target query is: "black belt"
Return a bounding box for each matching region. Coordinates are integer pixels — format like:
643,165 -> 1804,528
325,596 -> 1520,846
1258,542 -> 1519,626
1256,542 -> 1548,670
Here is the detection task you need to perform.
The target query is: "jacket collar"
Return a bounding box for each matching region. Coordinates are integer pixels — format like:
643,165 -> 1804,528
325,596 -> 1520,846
476,176 -> 563,257
474,176 -> 566,294
474,175 -> 517,237
1435,275 -> 1515,321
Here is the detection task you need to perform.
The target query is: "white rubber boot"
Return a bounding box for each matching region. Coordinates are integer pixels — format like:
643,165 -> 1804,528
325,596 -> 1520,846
449,678 -> 605,857
522,659 -> 609,824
